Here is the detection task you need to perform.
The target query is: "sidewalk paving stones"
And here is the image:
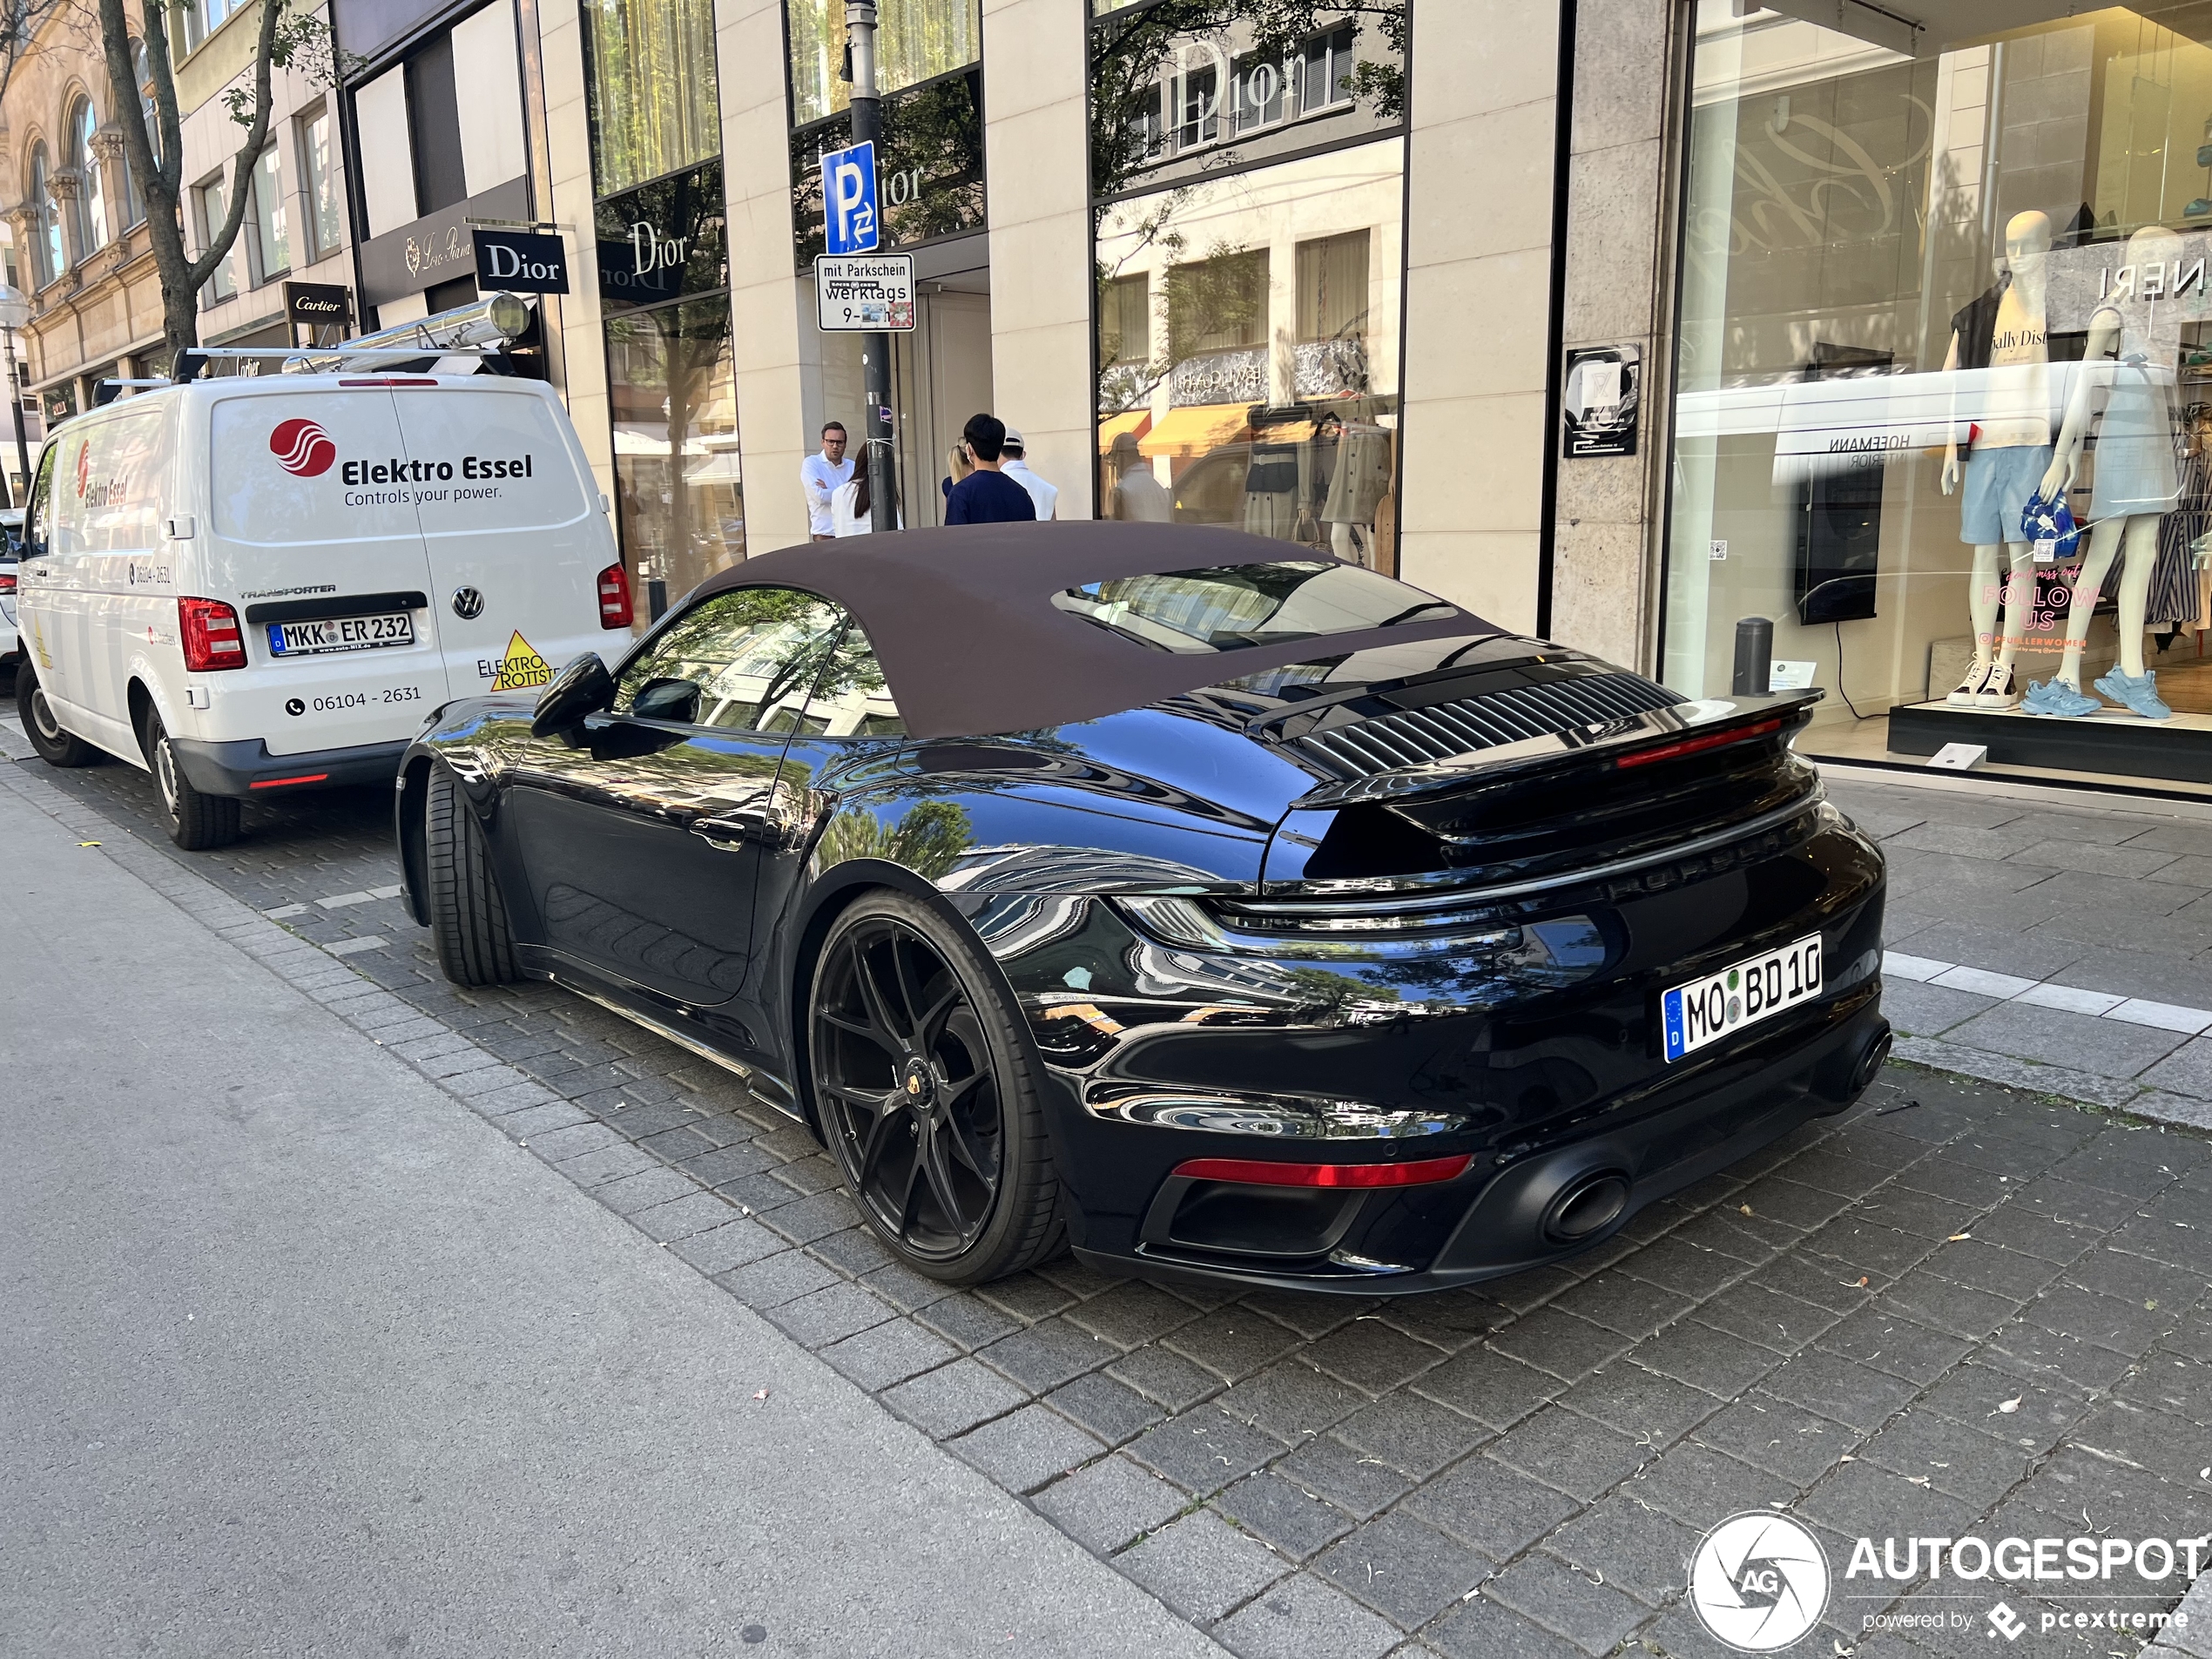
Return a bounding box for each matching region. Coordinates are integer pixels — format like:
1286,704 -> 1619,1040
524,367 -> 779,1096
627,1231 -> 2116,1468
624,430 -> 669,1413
6,717 -> 2211,1656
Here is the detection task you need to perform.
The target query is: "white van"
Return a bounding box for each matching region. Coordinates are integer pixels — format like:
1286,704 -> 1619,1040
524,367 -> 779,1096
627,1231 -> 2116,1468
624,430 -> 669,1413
13,372 -> 629,847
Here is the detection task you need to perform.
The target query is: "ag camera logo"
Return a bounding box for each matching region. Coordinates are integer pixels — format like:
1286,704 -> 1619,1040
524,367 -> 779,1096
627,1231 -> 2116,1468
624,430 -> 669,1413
1689,1512 -> 1831,1651
270,418 -> 337,477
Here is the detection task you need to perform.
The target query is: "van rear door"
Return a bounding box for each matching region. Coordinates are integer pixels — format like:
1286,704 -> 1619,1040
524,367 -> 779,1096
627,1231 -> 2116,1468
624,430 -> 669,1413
206,389 -> 442,756
388,383 -> 615,705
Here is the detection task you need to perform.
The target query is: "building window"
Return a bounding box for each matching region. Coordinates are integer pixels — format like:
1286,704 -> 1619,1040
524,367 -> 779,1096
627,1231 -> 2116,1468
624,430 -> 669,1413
786,0 -> 980,129
27,143 -> 62,287
297,108 -> 342,258
583,0 -> 720,198
1100,273 -> 1150,368
1298,25 -> 1356,112
121,39 -> 152,226
197,176 -> 238,303
1295,229 -> 1368,342
249,144 -> 289,282
67,96 -> 108,260
1167,250 -> 1268,358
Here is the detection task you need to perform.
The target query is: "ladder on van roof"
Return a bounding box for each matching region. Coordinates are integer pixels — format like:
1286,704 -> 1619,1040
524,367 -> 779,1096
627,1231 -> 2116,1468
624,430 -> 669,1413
93,291 -> 535,407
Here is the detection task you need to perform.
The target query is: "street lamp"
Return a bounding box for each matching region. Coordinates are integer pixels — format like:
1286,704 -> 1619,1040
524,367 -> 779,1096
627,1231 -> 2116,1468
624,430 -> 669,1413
0,283 -> 32,510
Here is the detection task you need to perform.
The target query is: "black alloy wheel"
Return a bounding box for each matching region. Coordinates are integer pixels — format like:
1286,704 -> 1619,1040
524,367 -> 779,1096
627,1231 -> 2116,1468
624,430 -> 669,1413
810,893 -> 1063,1283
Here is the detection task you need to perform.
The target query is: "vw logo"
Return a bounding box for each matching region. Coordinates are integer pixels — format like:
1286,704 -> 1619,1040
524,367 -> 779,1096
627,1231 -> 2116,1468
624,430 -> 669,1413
451,587 -> 484,619
1688,1512 -> 1830,1651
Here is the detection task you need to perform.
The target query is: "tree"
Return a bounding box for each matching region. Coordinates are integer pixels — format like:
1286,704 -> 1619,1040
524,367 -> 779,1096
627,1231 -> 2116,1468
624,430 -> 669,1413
90,0 -> 336,368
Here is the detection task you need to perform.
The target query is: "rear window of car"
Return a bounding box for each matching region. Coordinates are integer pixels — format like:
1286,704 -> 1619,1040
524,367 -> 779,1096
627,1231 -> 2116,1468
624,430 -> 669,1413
1050,561 -> 1457,654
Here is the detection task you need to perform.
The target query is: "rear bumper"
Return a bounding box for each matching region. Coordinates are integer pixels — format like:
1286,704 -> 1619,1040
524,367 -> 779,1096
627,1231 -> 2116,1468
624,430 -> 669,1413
171,735 -> 408,798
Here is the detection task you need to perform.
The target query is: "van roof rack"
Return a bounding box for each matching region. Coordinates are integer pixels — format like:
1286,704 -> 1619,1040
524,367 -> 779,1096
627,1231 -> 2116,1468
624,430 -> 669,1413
131,292 -> 538,388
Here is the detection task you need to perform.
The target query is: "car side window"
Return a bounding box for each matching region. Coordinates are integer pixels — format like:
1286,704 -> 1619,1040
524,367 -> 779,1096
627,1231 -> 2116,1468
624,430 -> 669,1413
796,620 -> 904,739
22,444 -> 56,557
612,585 -> 846,733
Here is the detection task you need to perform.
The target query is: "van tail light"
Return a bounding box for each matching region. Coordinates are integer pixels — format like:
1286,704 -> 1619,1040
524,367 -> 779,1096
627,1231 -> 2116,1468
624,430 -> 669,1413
0,570 -> 16,593
597,562 -> 633,629
179,597 -> 247,671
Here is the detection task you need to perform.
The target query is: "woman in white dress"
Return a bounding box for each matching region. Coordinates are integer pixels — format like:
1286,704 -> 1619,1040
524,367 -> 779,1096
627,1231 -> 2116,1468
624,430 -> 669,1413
832,462 -> 903,536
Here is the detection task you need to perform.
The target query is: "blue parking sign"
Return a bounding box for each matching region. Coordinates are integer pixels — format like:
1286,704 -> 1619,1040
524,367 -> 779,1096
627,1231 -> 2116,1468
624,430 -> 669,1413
822,141 -> 880,254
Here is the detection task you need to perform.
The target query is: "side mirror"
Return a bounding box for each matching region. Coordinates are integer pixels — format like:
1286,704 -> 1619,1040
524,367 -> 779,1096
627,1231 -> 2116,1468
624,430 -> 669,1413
631,676 -> 702,725
530,652 -> 615,737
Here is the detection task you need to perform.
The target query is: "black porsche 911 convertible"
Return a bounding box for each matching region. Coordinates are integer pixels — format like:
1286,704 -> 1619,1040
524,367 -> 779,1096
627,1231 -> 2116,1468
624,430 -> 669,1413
397,523 -> 1886,1293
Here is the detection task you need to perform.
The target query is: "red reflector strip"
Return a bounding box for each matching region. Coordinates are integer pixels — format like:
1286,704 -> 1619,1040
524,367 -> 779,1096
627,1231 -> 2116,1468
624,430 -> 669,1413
1171,1154 -> 1473,1189
249,773 -> 330,790
1614,716 -> 1784,770
340,378 -> 441,387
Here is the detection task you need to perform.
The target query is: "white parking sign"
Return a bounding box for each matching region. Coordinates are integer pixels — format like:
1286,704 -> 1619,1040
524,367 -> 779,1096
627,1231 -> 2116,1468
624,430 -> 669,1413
821,141 -> 880,255
816,254 -> 915,332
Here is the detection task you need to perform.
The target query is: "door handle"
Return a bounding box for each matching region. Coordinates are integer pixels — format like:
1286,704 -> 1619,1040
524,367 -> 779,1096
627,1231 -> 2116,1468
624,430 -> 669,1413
690,813 -> 765,850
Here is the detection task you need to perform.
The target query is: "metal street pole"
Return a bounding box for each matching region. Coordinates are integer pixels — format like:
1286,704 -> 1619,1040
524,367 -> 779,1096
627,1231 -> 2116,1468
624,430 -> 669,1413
846,1 -> 896,532
6,334 -> 30,507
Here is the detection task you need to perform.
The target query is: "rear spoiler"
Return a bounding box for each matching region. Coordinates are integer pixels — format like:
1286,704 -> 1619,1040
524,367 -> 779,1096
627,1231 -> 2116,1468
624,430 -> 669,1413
1290,691 -> 1823,809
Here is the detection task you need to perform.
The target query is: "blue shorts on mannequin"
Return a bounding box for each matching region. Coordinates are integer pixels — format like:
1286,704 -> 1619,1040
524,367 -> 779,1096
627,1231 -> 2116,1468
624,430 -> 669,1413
1960,443 -> 2054,543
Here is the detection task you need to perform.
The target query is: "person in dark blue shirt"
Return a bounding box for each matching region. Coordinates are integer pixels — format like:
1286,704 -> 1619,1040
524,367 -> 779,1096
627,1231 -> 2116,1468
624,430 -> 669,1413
944,414 -> 1039,525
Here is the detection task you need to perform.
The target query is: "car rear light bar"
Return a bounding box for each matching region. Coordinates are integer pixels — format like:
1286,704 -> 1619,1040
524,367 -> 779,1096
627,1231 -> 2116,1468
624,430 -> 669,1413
0,570 -> 16,592
250,773 -> 331,790
178,597 -> 246,671
338,377 -> 442,387
597,562 -> 633,629
1171,1154 -> 1473,1189
1613,715 -> 1784,771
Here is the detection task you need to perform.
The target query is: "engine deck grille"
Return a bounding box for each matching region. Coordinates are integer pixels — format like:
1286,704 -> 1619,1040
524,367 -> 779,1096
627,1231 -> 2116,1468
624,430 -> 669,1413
1289,672 -> 1687,776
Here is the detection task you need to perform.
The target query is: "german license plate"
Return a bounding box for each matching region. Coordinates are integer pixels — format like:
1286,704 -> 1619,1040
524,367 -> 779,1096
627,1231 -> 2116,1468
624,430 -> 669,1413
267,613 -> 415,657
1662,934 -> 1822,1062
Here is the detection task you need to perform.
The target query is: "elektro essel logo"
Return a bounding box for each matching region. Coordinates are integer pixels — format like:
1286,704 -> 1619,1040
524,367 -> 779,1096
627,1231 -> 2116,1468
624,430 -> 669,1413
270,418 -> 338,477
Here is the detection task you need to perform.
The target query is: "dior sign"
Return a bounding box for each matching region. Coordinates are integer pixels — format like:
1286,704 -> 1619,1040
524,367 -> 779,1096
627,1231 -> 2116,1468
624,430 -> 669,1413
596,159 -> 728,313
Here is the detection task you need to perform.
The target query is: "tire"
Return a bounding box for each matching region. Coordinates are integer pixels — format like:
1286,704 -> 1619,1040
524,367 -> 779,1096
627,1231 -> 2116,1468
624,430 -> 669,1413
142,706 -> 241,851
17,662 -> 102,768
808,890 -> 1065,1285
426,762 -> 517,986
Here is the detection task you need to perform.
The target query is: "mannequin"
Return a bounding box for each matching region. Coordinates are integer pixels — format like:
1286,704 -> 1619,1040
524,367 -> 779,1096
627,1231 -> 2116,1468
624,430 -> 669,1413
2029,222 -> 2187,720
1939,210 -> 2055,709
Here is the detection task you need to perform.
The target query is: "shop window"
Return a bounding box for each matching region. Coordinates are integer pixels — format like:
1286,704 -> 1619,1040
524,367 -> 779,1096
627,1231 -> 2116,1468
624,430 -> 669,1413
604,296 -> 744,604
298,108 -> 342,259
1661,0 -> 2212,789
584,0 -> 721,198
786,0 -> 980,129
788,66 -> 984,263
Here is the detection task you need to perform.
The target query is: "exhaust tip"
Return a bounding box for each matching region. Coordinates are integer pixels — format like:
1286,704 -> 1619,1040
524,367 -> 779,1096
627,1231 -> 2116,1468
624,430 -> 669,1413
1541,1170 -> 1631,1244
1851,1027 -> 1893,1094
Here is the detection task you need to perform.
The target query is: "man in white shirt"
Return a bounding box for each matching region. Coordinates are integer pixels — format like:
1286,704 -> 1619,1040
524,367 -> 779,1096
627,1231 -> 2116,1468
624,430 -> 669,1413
999,428 -> 1058,522
802,422 -> 853,541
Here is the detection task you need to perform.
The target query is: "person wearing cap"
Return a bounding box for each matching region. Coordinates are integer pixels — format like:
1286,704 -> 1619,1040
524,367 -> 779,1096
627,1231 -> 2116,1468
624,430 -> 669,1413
999,426 -> 1059,522
944,414 -> 1039,525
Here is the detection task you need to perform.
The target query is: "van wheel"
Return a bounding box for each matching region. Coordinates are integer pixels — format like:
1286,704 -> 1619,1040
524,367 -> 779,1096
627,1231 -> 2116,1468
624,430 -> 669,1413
427,763 -> 516,986
143,708 -> 241,851
17,663 -> 102,768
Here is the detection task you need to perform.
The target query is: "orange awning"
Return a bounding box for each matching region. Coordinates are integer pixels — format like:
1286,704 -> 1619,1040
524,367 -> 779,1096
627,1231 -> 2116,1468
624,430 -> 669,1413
1097,409 -> 1151,452
1138,403 -> 1250,459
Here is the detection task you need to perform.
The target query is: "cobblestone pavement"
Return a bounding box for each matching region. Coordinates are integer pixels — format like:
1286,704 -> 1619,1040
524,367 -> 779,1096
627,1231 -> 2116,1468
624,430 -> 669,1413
7,715 -> 2210,1658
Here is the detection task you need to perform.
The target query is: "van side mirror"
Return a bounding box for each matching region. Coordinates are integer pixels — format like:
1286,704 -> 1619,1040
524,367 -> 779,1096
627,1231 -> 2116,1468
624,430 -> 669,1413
530,652 -> 616,737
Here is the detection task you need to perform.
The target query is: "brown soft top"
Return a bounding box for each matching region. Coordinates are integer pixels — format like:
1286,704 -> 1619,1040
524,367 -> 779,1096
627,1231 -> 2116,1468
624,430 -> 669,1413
693,521 -> 1497,739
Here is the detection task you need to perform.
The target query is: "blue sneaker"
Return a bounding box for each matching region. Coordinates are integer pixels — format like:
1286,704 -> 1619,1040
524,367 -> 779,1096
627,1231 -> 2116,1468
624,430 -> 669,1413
2022,678 -> 2102,717
2093,668 -> 2172,719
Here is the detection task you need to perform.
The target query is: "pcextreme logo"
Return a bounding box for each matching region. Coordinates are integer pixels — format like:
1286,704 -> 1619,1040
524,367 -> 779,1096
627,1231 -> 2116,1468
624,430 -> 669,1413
271,419 -> 338,477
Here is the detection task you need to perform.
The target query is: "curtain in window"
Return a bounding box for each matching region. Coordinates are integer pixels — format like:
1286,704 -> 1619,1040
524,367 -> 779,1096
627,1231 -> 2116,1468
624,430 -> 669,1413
787,0 -> 980,128
583,0 -> 721,197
